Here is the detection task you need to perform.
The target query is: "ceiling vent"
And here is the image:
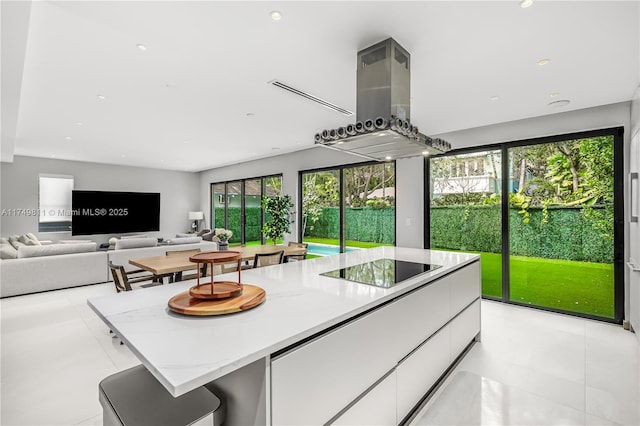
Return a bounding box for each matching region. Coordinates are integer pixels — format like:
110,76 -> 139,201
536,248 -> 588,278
269,80 -> 354,116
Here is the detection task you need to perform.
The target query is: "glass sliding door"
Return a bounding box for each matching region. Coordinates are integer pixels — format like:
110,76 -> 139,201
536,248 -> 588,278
343,163 -> 395,250
507,136 -> 615,318
429,150 -> 502,298
244,179 -> 262,246
211,182 -> 226,230
226,181 -> 243,246
210,174 -> 283,246
301,170 -> 340,256
427,129 -> 622,322
301,161 -> 396,258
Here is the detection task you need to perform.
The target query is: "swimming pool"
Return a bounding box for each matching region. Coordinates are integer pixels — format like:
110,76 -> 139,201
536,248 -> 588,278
305,243 -> 359,256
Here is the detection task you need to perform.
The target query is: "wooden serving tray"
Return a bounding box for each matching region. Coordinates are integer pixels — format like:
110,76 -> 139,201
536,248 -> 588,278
168,285 -> 265,316
189,281 -> 243,300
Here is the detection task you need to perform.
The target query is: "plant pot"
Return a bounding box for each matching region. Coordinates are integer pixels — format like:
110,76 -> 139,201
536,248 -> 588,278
218,241 -> 229,251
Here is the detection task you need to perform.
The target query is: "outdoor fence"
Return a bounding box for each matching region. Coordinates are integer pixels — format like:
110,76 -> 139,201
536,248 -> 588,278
430,205 -> 613,263
305,207 -> 395,244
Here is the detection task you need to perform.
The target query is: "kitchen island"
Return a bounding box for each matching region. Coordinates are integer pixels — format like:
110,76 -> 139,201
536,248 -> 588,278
88,247 -> 480,425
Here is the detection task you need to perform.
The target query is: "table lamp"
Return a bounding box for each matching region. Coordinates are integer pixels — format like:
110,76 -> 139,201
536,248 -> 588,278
188,211 -> 204,232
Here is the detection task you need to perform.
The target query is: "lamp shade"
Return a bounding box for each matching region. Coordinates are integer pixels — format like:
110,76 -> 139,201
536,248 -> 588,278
188,211 -> 204,221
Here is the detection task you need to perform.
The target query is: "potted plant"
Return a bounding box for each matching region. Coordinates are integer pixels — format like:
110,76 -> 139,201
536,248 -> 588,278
262,194 -> 294,245
214,228 -> 233,250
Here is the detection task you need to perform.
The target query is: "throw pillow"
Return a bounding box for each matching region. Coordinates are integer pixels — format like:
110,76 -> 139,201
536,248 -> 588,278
0,243 -> 18,259
0,237 -> 9,245
7,235 -> 20,249
25,232 -> 41,244
175,233 -> 193,238
18,234 -> 40,246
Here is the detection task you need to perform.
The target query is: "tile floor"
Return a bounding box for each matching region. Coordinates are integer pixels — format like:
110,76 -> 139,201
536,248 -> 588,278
413,301 -> 640,426
1,284 -> 639,426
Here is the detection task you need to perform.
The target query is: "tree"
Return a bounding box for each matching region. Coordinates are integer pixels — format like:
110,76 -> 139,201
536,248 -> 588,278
261,194 -> 294,245
302,174 -> 323,239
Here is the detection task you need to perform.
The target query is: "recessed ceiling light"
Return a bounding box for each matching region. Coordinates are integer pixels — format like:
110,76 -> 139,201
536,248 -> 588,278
548,99 -> 570,108
490,96 -> 500,101
75,122 -> 83,126
270,11 -> 282,21
65,136 -> 71,140
136,43 -> 147,51
385,156 -> 392,160
183,141 -> 189,144
97,94 -> 106,100
538,58 -> 550,66
422,151 -> 430,156
520,0 -> 533,8
121,154 -> 126,158
550,92 -> 560,98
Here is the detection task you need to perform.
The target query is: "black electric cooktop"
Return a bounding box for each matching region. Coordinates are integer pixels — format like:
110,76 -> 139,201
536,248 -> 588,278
321,258 -> 441,288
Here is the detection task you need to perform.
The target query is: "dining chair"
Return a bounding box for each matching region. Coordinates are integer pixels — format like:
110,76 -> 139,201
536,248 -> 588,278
166,248 -> 205,281
285,241 -> 308,262
253,250 -> 285,268
109,261 -> 170,293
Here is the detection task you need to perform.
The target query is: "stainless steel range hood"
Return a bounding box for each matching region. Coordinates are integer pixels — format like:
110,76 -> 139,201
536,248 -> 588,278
314,38 -> 451,160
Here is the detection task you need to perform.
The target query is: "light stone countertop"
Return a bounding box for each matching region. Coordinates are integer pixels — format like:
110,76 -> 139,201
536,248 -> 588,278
88,246 -> 479,396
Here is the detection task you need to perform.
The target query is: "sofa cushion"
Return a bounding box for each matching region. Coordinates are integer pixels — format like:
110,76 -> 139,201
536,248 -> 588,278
59,239 -> 94,244
166,236 -> 202,245
0,244 -> 18,259
114,237 -> 157,250
17,242 -> 97,258
175,233 -> 193,238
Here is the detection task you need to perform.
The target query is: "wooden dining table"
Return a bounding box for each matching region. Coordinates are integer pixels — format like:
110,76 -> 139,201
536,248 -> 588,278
129,244 -> 307,276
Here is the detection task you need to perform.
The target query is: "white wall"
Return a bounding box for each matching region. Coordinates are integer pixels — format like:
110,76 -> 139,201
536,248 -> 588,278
0,156 -> 200,243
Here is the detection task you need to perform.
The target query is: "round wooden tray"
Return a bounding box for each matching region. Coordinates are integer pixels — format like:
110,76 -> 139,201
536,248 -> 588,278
168,284 -> 265,316
189,251 -> 241,263
189,281 -> 243,300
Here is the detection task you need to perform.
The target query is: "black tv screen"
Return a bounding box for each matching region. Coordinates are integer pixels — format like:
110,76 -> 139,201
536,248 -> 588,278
72,191 -> 160,236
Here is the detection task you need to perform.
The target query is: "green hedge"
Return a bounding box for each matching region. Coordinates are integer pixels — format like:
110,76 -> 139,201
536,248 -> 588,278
305,207 -> 395,244
430,205 -> 613,263
213,207 -> 262,243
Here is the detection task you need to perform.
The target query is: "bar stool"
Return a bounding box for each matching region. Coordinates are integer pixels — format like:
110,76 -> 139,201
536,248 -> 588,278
99,365 -> 224,426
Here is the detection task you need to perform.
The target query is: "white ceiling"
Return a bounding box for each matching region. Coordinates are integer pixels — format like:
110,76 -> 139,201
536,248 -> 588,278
2,1 -> 639,172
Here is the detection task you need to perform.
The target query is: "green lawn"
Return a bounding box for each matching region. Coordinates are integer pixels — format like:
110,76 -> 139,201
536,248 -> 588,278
303,237 -> 394,249
434,249 -> 614,318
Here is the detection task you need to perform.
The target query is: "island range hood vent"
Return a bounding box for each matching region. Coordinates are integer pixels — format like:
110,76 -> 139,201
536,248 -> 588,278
314,38 -> 451,161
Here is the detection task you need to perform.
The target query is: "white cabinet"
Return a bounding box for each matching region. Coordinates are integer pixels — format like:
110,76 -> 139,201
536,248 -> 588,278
271,299 -> 402,425
271,261 -> 481,425
332,372 -> 397,426
449,261 -> 481,316
450,299 -> 481,361
396,325 -> 450,421
271,277 -> 450,425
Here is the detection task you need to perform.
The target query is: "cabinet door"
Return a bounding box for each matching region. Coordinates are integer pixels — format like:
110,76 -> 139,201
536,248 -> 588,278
332,372 -> 397,426
450,299 -> 481,361
396,325 -> 451,421
271,278 -> 450,425
449,261 -> 481,316
271,301 -> 402,425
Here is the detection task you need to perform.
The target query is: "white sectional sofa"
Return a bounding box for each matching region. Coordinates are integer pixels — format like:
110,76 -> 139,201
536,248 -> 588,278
0,239 -> 218,298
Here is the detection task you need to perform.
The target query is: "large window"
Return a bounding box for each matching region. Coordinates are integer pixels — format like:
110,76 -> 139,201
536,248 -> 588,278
427,128 -> 623,323
301,161 -> 395,257
39,174 -> 73,232
210,175 -> 282,246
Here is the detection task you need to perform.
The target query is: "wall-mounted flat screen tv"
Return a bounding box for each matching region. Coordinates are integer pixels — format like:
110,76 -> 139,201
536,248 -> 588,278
72,190 -> 160,236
